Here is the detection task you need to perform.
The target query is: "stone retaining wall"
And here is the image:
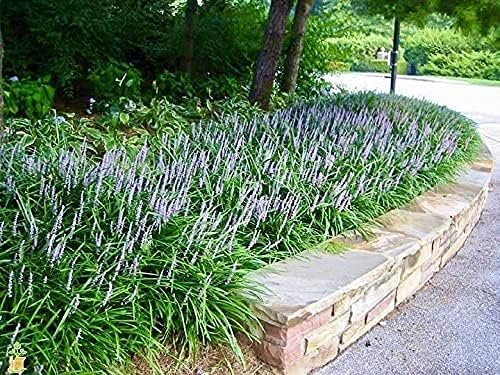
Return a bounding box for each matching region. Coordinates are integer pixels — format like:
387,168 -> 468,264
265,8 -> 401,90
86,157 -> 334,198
249,143 -> 494,374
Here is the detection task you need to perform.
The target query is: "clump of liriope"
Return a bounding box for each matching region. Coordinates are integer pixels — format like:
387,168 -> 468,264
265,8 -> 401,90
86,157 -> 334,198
0,92 -> 480,374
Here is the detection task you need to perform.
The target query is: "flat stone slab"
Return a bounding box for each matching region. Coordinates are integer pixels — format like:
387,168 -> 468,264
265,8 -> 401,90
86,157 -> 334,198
252,250 -> 391,325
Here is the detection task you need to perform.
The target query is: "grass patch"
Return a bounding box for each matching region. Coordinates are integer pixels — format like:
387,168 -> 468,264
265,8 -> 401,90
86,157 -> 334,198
440,76 -> 500,87
0,92 -> 480,374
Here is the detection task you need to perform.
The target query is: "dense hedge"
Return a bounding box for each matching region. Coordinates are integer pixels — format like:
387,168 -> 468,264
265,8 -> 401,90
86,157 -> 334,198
403,28 -> 498,79
328,34 -> 393,73
403,28 -> 478,68
0,93 -> 480,374
327,27 -> 498,80
422,50 -> 500,80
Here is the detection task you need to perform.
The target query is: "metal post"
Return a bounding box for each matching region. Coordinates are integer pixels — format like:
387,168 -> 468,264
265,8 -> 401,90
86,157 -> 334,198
390,17 -> 400,94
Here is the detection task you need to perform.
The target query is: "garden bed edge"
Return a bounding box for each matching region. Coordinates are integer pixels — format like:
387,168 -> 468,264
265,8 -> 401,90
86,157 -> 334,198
247,141 -> 494,374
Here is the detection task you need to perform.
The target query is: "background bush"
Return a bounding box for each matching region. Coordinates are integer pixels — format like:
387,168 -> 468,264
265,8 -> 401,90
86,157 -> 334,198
321,8 -> 498,81
402,28 -> 478,69
89,63 -> 143,102
327,34 -> 407,74
2,77 -> 55,119
1,0 -> 267,103
401,27 -> 500,79
421,50 -> 500,80
2,0 -> 179,90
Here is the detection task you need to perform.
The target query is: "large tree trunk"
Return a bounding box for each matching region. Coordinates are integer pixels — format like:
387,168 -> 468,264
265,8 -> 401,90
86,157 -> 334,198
249,0 -> 293,110
281,0 -> 313,94
181,0 -> 198,75
0,21 -> 4,128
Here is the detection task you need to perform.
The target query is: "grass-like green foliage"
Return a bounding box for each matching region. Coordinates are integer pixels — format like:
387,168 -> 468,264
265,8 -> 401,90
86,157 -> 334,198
0,93 -> 480,374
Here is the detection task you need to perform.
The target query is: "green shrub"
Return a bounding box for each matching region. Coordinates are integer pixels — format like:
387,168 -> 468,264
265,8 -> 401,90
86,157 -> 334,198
402,28 -> 492,75
155,72 -> 196,100
329,60 -> 352,72
199,75 -> 246,100
2,1 -> 266,96
2,77 -> 55,119
350,59 -> 408,74
294,13 -> 337,92
89,63 -> 143,102
192,3 -> 266,77
422,50 -> 500,80
327,34 -> 407,74
0,93 -> 480,374
352,59 -> 389,73
3,111 -> 153,154
98,97 -> 201,133
96,93 -> 265,135
2,95 -> 263,152
2,0 -> 175,93
333,27 -> 499,80
155,71 -> 245,102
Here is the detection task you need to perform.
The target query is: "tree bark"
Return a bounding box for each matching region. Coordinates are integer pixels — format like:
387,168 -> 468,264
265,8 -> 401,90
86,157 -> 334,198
181,0 -> 198,75
249,0 -> 293,110
281,0 -> 313,94
0,21 -> 4,128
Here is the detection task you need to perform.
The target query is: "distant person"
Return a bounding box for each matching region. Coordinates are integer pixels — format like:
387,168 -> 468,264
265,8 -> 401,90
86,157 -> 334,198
376,47 -> 388,60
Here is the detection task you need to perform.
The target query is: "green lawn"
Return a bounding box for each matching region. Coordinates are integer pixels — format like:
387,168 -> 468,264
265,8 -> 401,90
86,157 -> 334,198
443,76 -> 500,87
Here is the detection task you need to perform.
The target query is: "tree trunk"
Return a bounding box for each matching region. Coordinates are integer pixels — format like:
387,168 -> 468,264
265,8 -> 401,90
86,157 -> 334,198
181,0 -> 198,75
0,21 -> 4,128
281,0 -> 313,94
249,0 -> 293,110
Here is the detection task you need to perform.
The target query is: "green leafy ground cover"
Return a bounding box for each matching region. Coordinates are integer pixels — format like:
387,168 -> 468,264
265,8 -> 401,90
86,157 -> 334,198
0,92 -> 480,374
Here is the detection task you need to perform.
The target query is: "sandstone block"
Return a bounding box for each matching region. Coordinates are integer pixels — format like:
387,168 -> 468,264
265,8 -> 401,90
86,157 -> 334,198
420,258 -> 440,287
253,336 -> 305,369
396,268 -> 421,305
340,314 -> 380,351
304,312 -> 349,354
402,242 -> 432,280
350,265 -> 401,322
441,231 -> 468,267
431,237 -> 441,261
341,292 -> 397,351
250,250 -> 391,325
262,306 -> 332,346
366,289 -> 396,323
333,293 -> 353,317
285,336 -> 340,375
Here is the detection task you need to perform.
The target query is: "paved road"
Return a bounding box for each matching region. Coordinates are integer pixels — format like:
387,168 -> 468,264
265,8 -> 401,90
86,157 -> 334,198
325,73 -> 500,124
316,73 -> 500,375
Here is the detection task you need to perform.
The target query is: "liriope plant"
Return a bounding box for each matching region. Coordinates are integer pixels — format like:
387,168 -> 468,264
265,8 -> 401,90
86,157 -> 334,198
0,92 -> 480,374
